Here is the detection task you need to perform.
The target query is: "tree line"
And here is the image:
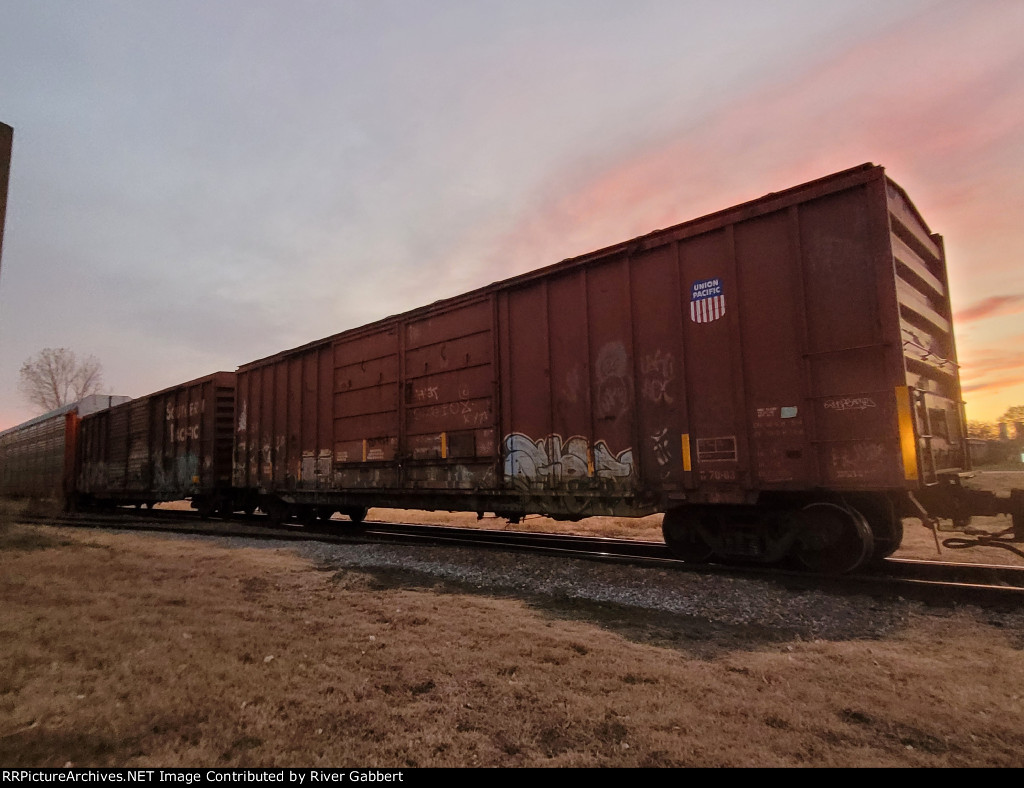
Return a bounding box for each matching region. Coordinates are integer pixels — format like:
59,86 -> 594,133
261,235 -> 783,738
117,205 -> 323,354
968,406 -> 1024,440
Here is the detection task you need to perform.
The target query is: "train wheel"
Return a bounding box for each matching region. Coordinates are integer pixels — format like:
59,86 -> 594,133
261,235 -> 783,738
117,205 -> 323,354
662,508 -> 715,563
265,501 -> 288,527
196,499 -> 215,520
853,496 -> 904,562
317,507 -> 337,522
345,506 -> 368,524
792,502 -> 873,574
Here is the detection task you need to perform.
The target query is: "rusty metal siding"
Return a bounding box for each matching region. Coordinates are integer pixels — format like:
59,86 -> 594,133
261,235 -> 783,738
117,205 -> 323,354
78,372 -> 235,503
731,210 -> 810,488
235,297 -> 499,496
333,328 -> 400,486
676,228 -> 741,493
502,260 -> 640,505
0,411 -> 67,499
546,272 -> 595,461
402,299 -> 496,487
629,244 -> 689,492
233,364 -> 267,489
234,164 -> 962,515
495,164 -> 947,504
585,260 -> 636,483
504,285 -> 550,445
796,185 -> 904,489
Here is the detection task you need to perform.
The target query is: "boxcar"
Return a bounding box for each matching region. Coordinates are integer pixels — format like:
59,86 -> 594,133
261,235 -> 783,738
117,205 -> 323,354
233,164 -> 1020,572
0,395 -> 130,502
75,372 -> 236,514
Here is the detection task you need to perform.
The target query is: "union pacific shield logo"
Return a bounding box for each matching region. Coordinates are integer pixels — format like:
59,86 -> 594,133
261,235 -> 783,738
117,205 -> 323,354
690,277 -> 725,323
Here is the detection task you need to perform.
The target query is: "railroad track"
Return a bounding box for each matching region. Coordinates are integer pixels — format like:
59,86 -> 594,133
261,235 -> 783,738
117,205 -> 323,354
14,508 -> 1024,609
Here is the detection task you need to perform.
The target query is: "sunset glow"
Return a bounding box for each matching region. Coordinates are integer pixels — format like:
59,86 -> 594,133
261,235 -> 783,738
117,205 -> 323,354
1,1 -> 1022,428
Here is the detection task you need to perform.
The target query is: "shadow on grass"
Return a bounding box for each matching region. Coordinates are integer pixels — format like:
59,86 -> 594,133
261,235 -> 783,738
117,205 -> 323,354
0,726 -> 145,768
327,564 -> 802,660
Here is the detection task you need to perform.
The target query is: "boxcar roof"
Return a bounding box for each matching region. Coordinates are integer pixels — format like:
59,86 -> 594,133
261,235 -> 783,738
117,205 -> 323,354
0,394 -> 132,437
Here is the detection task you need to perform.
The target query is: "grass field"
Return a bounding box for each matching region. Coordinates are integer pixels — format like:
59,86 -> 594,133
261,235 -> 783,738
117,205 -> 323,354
2,476 -> 1024,767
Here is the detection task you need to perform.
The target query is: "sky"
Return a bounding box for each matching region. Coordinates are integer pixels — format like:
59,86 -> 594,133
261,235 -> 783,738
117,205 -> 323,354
0,0 -> 1022,430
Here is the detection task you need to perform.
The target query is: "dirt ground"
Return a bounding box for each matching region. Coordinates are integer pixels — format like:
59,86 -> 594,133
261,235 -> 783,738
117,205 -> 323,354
2,473 -> 1024,767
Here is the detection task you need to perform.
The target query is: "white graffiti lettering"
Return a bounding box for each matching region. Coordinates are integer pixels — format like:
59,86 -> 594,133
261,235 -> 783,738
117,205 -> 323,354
651,428 -> 671,467
503,433 -> 634,489
823,397 -> 877,412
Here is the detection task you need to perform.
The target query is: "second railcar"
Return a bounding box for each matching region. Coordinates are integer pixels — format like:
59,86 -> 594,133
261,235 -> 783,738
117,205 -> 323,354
75,372 -> 237,513
233,164 -> 1020,572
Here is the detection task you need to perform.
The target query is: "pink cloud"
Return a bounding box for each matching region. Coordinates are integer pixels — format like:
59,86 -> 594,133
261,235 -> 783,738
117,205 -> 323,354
956,295 -> 1024,323
477,1 -> 1024,283
961,373 -> 1024,396
958,339 -> 1024,413
451,2 -> 1024,420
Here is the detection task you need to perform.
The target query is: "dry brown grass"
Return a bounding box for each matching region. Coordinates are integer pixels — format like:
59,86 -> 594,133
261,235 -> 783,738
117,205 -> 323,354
2,514 -> 1024,767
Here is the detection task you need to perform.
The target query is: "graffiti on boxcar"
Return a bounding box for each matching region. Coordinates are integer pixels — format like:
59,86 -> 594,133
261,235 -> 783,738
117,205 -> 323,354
151,452 -> 200,492
595,342 -> 631,419
640,349 -> 675,405
559,366 -> 582,405
260,436 -> 286,478
829,441 -> 887,480
651,427 -> 672,467
503,433 -> 634,490
823,396 -> 877,412
409,397 -> 491,428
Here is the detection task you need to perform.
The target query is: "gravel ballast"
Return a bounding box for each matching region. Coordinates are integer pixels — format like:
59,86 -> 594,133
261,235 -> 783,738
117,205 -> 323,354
168,532 -> 1024,643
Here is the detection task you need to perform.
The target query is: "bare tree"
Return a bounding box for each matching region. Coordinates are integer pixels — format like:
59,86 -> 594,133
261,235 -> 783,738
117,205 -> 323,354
18,347 -> 104,413
967,420 -> 998,440
999,405 -> 1024,441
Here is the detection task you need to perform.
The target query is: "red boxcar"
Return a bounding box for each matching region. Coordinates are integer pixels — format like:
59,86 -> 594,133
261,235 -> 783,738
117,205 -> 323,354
233,164 -> 1020,572
75,372 -> 236,513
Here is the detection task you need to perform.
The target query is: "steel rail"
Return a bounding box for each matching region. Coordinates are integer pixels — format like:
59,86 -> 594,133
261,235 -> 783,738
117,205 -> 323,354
13,509 -> 1024,608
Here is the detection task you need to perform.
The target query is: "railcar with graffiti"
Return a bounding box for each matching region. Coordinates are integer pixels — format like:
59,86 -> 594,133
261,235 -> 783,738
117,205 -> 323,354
228,164 -> 1022,573
5,164 -> 1021,574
